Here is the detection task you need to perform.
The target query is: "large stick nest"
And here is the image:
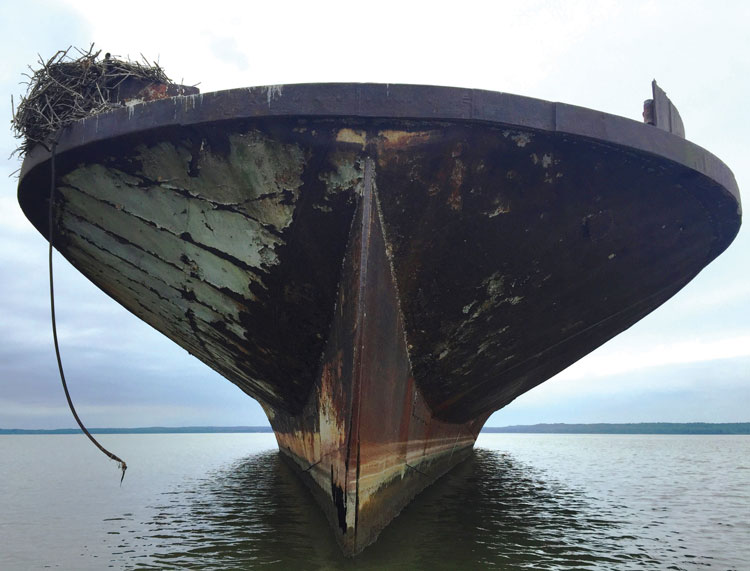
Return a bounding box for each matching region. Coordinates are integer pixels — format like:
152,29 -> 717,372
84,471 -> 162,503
11,45 -> 173,157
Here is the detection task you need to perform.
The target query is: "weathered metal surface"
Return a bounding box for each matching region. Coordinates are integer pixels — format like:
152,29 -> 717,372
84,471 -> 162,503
372,122 -> 739,422
270,151 -> 484,552
16,84 -> 742,554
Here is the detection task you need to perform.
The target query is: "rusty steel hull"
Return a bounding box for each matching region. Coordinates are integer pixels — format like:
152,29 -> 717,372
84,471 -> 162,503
17,84 -> 741,554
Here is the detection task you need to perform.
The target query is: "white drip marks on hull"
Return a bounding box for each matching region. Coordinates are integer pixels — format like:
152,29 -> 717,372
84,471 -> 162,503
267,85 -> 283,107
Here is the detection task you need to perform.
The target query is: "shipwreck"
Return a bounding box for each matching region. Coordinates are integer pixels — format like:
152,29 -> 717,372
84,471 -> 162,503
16,79 -> 741,554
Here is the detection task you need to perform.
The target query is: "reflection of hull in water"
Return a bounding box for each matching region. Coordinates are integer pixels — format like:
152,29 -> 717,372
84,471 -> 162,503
17,84 -> 741,554
102,447 -> 644,568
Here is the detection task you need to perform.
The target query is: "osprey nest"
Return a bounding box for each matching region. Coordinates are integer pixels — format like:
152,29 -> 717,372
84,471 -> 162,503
11,45 -> 174,156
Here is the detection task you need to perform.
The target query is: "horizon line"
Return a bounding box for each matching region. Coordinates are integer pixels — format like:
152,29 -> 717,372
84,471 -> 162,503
2,421 -> 750,435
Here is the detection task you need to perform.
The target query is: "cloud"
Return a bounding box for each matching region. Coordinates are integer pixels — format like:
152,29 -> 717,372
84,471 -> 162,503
489,357 -> 750,425
209,36 -> 249,71
555,335 -> 750,383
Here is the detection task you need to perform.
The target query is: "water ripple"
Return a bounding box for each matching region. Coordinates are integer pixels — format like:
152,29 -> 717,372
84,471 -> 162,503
98,446 -> 737,570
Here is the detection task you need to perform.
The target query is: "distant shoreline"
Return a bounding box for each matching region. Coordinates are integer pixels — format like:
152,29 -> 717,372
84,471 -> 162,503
481,422 -> 750,435
2,422 -> 750,435
0,426 -> 274,435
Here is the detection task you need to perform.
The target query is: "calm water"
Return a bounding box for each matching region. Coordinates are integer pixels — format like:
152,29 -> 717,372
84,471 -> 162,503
1,433 -> 748,569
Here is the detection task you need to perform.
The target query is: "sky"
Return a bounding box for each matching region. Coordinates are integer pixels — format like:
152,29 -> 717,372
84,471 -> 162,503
1,0 -> 748,429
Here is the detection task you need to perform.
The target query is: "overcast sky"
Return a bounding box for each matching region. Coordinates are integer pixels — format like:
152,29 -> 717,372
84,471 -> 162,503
1,0 -> 748,429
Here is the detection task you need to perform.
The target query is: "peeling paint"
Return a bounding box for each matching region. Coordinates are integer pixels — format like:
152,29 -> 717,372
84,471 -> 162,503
484,272 -> 505,297
378,129 -> 434,149
503,130 -> 532,147
319,152 -> 364,201
336,128 -> 367,148
487,202 -> 511,217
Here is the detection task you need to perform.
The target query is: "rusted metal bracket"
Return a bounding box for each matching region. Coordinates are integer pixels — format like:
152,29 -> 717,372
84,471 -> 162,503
645,80 -> 685,138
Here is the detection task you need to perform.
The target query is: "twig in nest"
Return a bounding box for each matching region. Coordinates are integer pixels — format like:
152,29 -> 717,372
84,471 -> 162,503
10,44 -> 173,157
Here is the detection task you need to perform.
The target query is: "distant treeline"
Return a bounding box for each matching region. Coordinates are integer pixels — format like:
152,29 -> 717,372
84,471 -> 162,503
0,426 -> 274,435
3,423 -> 750,435
482,423 -> 750,434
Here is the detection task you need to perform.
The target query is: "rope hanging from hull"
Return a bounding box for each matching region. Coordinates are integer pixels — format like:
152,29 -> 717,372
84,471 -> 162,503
48,142 -> 128,484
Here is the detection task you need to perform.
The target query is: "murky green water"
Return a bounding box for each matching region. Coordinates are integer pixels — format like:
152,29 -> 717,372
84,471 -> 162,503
1,433 -> 748,569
